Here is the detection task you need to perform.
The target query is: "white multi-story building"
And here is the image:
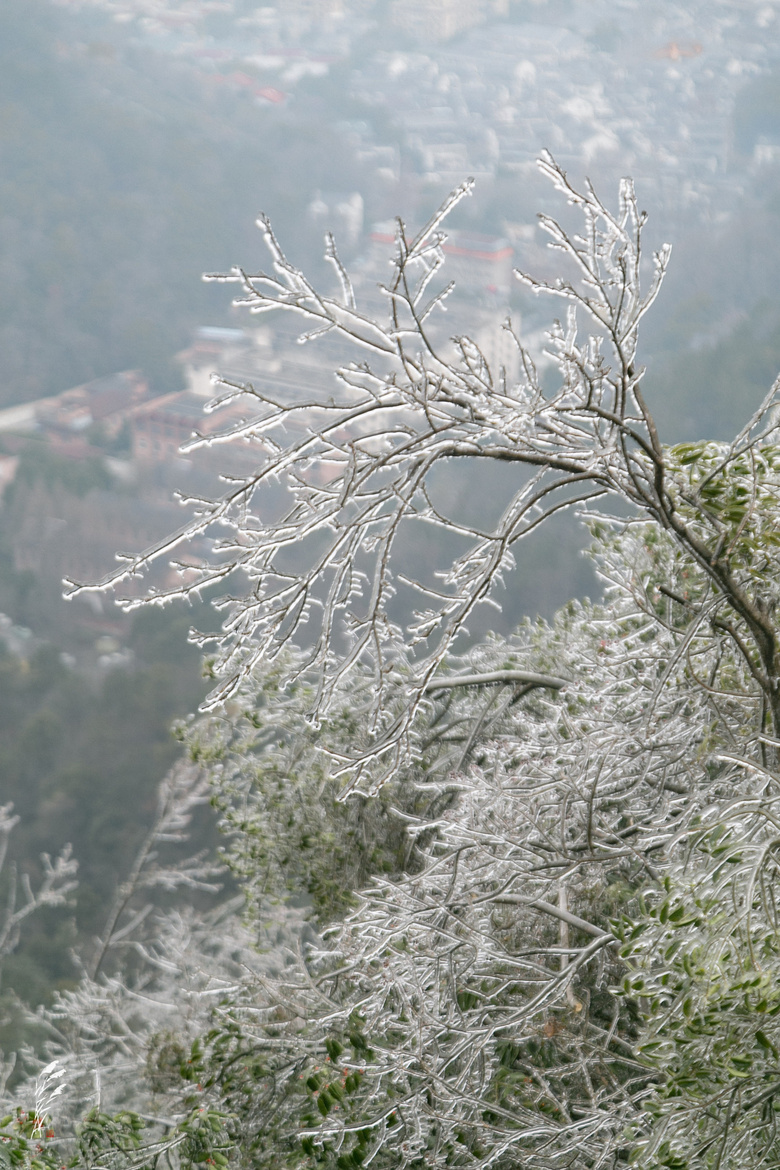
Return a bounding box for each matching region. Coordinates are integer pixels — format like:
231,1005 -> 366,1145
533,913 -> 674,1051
390,0 -> 508,43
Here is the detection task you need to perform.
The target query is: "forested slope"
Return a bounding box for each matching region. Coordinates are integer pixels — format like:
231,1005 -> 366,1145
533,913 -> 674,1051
0,0 -> 364,404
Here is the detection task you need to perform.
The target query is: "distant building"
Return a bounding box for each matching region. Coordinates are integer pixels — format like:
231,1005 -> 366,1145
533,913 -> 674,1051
426,301 -> 521,386
0,370 -> 149,441
753,137 -> 780,167
131,392 -> 205,465
136,320 -> 359,469
417,140 -> 471,182
176,325 -> 281,399
442,231 -> 513,299
367,224 -> 513,298
131,391 -> 265,474
136,325 -> 285,467
282,0 -> 347,16
473,313 -> 521,386
35,370 -> 149,440
390,0 -> 507,42
391,0 -> 481,41
368,221 -> 399,268
655,41 -> 703,61
309,190 -> 365,248
131,384 -> 264,467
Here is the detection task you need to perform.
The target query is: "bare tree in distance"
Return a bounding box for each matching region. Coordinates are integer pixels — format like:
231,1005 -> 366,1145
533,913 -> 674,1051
0,803 -> 77,981
65,154 -> 780,794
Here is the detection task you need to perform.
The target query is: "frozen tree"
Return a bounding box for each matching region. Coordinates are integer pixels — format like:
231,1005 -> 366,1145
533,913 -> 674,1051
52,156 -> 780,1169
65,155 -> 780,794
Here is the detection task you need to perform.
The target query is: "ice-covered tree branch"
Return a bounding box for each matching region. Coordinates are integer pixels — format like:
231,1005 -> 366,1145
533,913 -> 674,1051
64,154 -> 780,798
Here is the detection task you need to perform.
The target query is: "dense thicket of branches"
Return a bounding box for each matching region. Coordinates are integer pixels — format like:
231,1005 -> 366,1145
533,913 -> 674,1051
6,158 -> 780,1170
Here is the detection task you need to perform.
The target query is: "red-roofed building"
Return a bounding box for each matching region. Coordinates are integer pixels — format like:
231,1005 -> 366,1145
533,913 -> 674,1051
36,370 -> 149,440
256,86 -> 286,104
369,224 -> 513,296
442,231 -> 513,297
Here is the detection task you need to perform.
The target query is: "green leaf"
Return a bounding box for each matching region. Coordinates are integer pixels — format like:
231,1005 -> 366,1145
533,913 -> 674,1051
325,1038 -> 344,1061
